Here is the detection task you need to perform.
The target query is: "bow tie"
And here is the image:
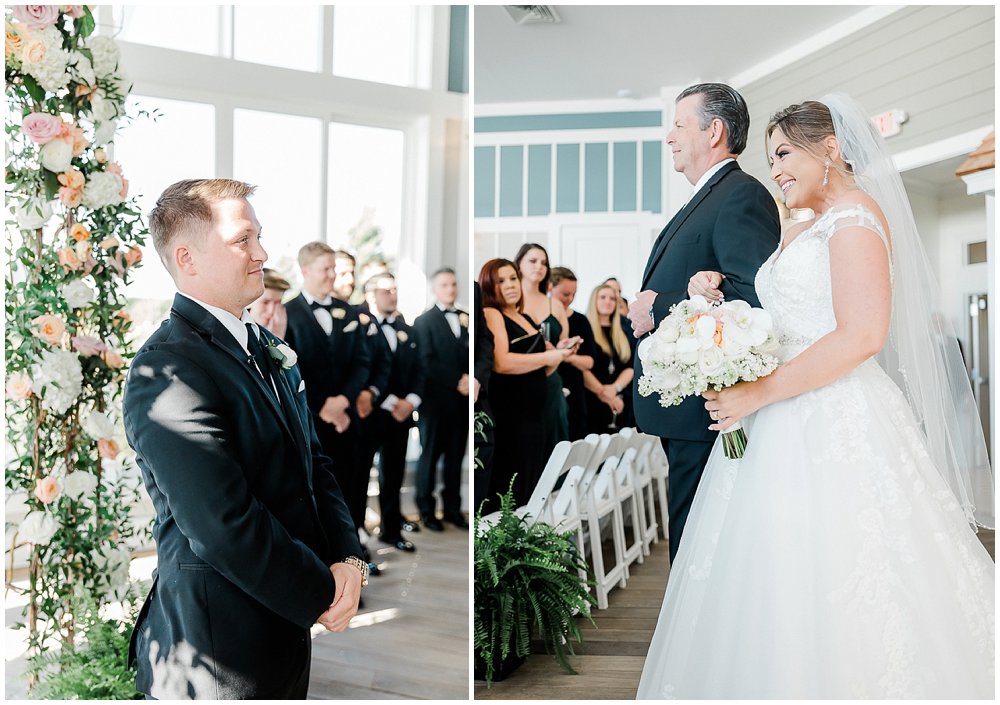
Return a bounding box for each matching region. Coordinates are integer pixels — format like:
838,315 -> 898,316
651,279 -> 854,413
443,308 -> 459,315
380,317 -> 397,327
309,300 -> 332,311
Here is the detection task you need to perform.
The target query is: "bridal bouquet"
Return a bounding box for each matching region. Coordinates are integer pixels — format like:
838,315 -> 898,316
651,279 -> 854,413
637,295 -> 781,458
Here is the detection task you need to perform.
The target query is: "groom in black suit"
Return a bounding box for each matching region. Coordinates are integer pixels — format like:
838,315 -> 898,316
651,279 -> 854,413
629,84 -> 780,562
123,179 -> 366,699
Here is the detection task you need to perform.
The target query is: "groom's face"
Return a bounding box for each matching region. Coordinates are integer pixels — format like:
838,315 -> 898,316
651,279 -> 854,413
667,94 -> 712,185
190,198 -> 267,313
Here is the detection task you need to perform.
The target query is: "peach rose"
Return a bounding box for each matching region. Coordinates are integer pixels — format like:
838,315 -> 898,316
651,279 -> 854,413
20,36 -> 46,64
70,223 -> 90,241
59,185 -> 82,208
118,177 -> 129,200
97,438 -> 120,459
102,347 -> 124,369
75,240 -> 91,262
113,308 -> 131,323
32,314 -> 65,345
58,246 -> 82,271
98,236 -> 120,250
72,335 -> 106,357
65,6 -> 86,20
74,84 -> 95,98
94,147 -> 107,163
105,162 -> 122,176
5,21 -> 24,59
124,246 -> 142,267
6,371 -> 33,400
58,169 -> 85,190
63,125 -> 87,156
33,475 -> 61,504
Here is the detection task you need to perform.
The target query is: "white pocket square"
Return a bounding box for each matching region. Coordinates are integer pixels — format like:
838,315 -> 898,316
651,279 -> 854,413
297,380 -> 306,392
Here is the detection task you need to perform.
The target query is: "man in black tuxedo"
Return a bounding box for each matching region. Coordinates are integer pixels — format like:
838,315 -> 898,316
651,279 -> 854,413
412,268 -> 470,530
472,282 -> 494,513
358,272 -> 426,550
549,267 -> 596,441
123,179 -> 366,699
284,243 -> 372,541
628,84 -> 780,562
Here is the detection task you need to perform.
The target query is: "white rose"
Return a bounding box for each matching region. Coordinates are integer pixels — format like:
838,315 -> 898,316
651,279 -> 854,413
19,511 -> 59,545
658,323 -> 680,343
698,346 -> 726,376
101,458 -> 124,484
82,410 -> 116,439
63,471 -> 98,500
31,349 -> 84,416
39,139 -> 73,173
15,198 -> 53,230
720,334 -> 749,358
686,295 -> 711,314
693,315 -> 717,346
61,278 -> 96,309
85,35 -> 121,77
82,171 -> 124,209
272,342 -> 297,369
637,335 -> 654,363
646,367 -> 681,391
92,119 -> 117,147
675,337 -> 701,366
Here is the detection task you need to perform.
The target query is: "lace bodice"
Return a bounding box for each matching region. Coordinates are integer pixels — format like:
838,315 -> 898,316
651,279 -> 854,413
755,204 -> 890,360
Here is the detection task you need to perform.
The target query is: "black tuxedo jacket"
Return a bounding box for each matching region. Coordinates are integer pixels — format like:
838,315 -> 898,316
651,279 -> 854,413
284,294 -> 372,418
633,161 -> 780,441
355,306 -> 391,403
123,293 -> 362,699
413,305 -> 469,415
378,316 -> 427,426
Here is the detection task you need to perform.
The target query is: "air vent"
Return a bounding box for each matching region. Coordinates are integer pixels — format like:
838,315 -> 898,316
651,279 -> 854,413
504,6 -> 562,25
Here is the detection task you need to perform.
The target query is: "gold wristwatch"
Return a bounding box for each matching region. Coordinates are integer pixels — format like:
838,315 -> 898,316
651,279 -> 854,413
342,555 -> 369,588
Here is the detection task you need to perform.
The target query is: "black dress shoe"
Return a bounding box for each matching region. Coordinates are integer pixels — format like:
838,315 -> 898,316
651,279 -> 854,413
379,536 -> 416,552
444,514 -> 469,530
422,516 -> 444,532
401,520 -> 421,533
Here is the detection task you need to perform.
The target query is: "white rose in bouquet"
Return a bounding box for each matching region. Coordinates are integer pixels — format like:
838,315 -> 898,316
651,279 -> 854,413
62,278 -> 96,309
63,471 -> 98,501
39,138 -> 73,173
31,349 -> 84,416
698,346 -> 726,376
19,511 -> 60,545
82,171 -> 124,209
675,337 -> 701,366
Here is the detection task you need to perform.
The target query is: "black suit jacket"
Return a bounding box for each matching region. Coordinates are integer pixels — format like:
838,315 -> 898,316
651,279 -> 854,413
356,307 -> 391,403
284,294 -> 372,418
413,305 -> 469,415
633,161 -> 780,441
377,316 -> 427,423
123,294 -> 362,699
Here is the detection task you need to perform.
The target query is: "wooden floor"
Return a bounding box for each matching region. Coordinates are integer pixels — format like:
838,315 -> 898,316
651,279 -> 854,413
475,528 -> 996,700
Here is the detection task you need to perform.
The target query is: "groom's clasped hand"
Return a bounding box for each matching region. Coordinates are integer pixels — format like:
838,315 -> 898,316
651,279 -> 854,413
317,562 -> 364,632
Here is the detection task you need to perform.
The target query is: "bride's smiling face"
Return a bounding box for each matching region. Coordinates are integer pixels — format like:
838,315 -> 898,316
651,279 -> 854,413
768,126 -> 827,210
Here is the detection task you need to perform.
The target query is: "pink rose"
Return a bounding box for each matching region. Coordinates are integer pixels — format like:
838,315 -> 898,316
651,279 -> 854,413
33,475 -> 61,504
12,6 -> 60,30
6,371 -> 33,400
22,112 -> 63,144
65,6 -> 85,19
97,438 -> 120,459
72,335 -> 106,357
32,314 -> 65,345
102,347 -> 124,369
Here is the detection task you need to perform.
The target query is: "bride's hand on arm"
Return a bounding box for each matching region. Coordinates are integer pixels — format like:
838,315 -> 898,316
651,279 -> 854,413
688,271 -> 725,302
703,382 -> 770,432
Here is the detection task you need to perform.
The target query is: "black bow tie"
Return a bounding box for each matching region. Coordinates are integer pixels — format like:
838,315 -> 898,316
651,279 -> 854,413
444,308 -> 459,315
310,300 -> 334,311
380,317 -> 397,328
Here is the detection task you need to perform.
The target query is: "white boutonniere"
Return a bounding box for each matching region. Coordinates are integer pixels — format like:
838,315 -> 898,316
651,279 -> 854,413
359,312 -> 371,325
396,330 -> 409,343
343,320 -> 358,333
367,323 -> 378,336
267,341 -> 298,369
332,307 -> 347,320
459,312 -> 469,328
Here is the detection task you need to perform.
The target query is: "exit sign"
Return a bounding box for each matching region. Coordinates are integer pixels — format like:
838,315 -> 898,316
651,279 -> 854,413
871,109 -> 907,138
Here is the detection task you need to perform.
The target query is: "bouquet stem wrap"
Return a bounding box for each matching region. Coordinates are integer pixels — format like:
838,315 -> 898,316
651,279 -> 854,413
721,420 -> 747,459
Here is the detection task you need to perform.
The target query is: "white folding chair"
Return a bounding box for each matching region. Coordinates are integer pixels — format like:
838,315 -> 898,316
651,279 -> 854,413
619,428 -> 659,554
611,445 -> 645,575
643,433 -> 670,541
545,465 -> 588,586
580,452 -> 628,609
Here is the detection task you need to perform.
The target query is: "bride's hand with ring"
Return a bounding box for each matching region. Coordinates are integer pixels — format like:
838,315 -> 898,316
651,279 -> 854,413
703,380 -> 772,432
688,271 -> 725,302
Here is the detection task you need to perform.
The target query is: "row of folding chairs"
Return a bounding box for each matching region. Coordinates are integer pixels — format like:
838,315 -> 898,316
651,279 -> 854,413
478,428 -> 670,610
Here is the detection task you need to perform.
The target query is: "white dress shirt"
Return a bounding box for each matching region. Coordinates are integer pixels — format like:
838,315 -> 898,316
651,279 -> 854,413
376,313 -> 421,413
690,158 -> 735,201
437,302 -> 462,338
302,291 -> 334,336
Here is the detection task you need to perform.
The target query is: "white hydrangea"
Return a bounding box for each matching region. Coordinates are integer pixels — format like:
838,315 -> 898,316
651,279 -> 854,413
82,410 -> 116,440
69,50 -> 96,86
15,197 -> 53,230
88,90 -> 121,123
63,471 -> 98,501
39,138 -> 73,173
31,348 -> 84,416
91,544 -> 132,600
82,171 -> 124,209
85,35 -> 120,77
92,119 -> 117,147
20,26 -> 71,92
19,511 -> 60,545
61,278 -> 96,309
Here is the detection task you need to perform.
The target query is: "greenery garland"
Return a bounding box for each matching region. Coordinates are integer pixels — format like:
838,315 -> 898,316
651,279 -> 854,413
5,5 -> 149,689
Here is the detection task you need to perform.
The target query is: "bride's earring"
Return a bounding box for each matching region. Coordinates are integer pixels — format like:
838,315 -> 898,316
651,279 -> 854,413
822,159 -> 830,188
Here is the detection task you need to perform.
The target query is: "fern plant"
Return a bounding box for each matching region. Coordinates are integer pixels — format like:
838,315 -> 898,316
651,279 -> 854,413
474,480 -> 596,685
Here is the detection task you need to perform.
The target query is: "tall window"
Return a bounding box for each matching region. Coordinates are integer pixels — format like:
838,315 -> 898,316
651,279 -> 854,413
112,6 -> 223,56
234,6 -> 322,71
331,6 -> 429,87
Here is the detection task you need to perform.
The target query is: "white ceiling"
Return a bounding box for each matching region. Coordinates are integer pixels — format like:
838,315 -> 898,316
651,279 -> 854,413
474,5 -> 873,105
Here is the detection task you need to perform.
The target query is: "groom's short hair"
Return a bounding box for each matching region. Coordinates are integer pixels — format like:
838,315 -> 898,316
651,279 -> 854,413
677,83 -> 750,155
150,179 -> 256,274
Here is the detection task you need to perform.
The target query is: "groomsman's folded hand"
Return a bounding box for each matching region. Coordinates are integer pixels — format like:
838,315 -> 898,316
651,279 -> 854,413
355,389 -> 374,419
457,374 -> 469,396
317,563 -> 362,632
320,395 -> 350,424
391,399 -> 414,422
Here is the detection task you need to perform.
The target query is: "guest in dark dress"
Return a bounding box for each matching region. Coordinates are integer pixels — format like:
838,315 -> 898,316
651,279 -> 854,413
478,258 -> 574,512
549,267 -> 596,441
585,283 -> 636,433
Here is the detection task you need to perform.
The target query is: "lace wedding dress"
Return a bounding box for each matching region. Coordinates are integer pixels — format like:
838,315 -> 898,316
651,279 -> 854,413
636,204 -> 995,699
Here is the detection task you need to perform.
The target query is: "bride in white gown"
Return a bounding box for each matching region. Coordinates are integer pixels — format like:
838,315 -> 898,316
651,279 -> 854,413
636,94 -> 995,699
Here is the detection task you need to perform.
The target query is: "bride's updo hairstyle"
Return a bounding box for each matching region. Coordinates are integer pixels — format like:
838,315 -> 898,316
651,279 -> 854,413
765,101 -> 856,180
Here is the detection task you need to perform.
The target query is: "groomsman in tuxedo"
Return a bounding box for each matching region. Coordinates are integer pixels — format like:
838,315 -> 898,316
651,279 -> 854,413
628,83 -> 780,562
413,268 -> 470,530
123,180 -> 365,699
285,243 -> 372,541
358,272 -> 426,550
472,282 -> 494,513
249,268 -> 290,338
549,267 -> 596,441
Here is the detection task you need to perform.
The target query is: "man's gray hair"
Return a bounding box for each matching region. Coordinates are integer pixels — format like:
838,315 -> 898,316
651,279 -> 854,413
677,83 -> 750,155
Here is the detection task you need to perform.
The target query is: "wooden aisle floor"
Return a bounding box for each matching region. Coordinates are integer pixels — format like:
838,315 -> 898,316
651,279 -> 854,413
474,529 -> 996,700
